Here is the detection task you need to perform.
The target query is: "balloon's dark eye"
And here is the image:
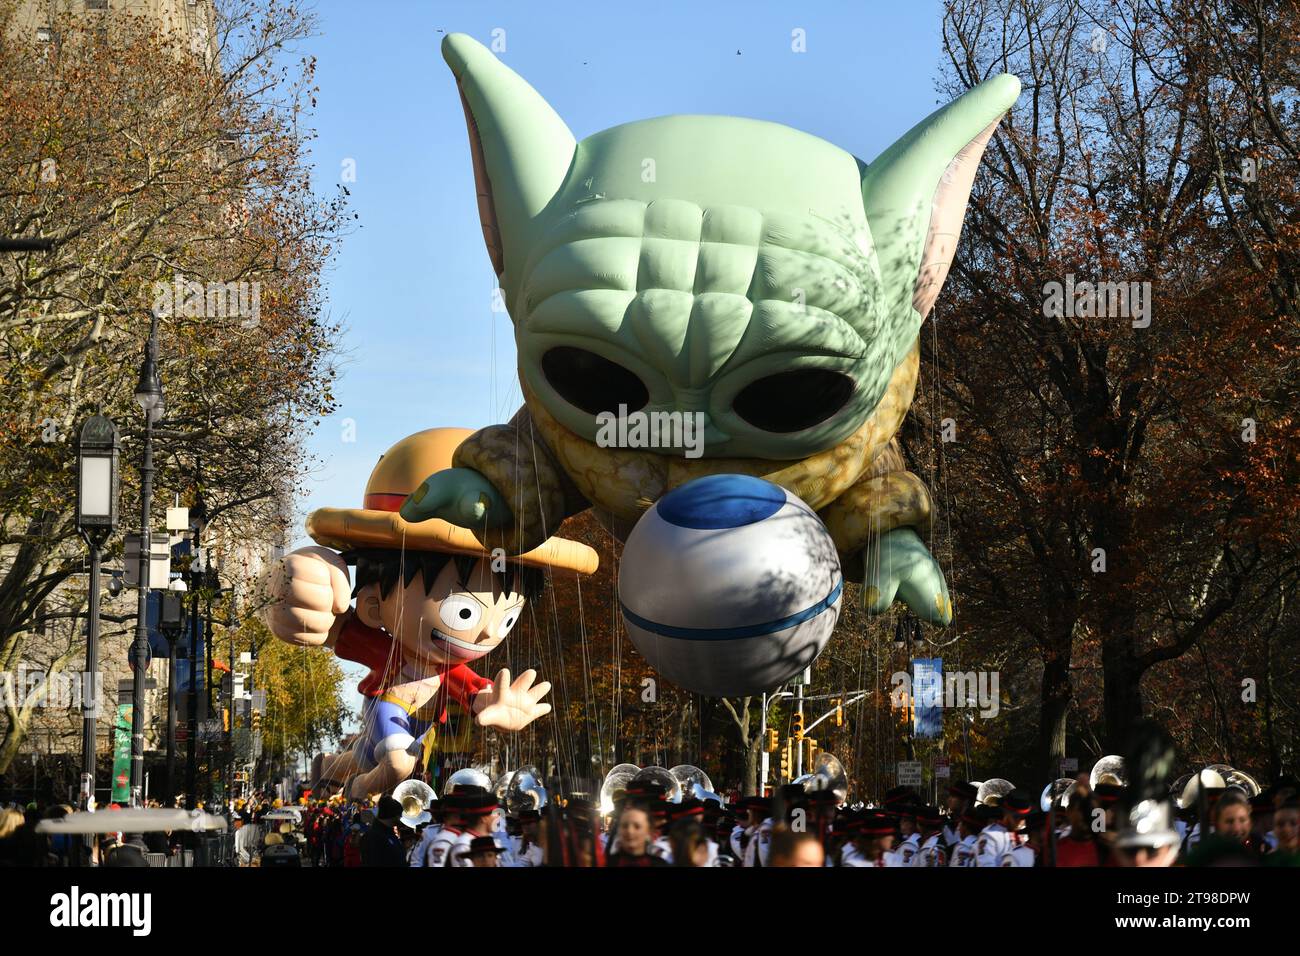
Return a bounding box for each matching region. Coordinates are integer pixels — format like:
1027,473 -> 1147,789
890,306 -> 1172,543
732,369 -> 855,433
542,346 -> 649,416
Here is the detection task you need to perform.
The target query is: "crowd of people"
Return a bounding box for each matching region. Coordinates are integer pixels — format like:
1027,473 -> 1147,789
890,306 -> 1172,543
0,796 -> 224,867
3,770 -> 1296,868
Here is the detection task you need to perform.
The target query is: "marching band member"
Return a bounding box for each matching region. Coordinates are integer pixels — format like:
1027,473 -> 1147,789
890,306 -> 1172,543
407,799 -> 442,868
857,812 -> 900,866
511,809 -> 544,867
445,790 -> 503,867
742,798 -> 774,867
912,806 -> 948,866
648,799 -> 675,862
944,782 -> 978,848
976,790 -> 1032,866
948,809 -> 981,866
423,793 -> 468,867
892,805 -> 920,866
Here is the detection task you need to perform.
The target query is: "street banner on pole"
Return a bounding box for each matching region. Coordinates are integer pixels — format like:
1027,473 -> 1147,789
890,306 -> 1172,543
110,702 -> 133,803
912,657 -> 944,739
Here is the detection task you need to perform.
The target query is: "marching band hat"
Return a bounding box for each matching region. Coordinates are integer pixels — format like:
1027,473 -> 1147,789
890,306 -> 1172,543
1093,783 -> 1125,807
1001,790 -> 1033,815
916,805 -> 943,826
860,812 -> 895,836
467,836 -> 505,855
625,780 -> 667,799
948,782 -> 978,800
670,801 -> 706,821
457,792 -> 499,817
884,786 -> 918,806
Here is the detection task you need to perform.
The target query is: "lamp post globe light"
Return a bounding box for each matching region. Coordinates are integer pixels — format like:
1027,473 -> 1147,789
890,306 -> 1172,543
75,415 -> 120,810
129,311 -> 165,807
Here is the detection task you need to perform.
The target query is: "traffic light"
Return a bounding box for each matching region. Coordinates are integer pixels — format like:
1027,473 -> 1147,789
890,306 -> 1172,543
222,707 -> 230,732
792,712 -> 805,739
832,698 -> 844,728
251,709 -> 262,732
765,728 -> 779,752
805,738 -> 818,766
779,740 -> 791,780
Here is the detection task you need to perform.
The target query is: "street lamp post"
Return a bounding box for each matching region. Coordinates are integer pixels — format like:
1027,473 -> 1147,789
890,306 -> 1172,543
75,416 -> 120,810
185,496 -> 206,809
129,311 -> 165,807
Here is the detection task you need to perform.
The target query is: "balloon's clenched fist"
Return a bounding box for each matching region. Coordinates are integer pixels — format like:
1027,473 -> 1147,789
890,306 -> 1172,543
263,546 -> 352,646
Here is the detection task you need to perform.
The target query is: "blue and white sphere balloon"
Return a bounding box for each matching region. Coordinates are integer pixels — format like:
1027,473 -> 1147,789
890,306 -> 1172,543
618,474 -> 843,697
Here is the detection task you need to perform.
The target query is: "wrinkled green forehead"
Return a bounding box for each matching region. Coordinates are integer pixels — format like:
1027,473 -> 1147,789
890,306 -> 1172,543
519,194 -> 880,380
564,115 -> 870,227
514,116 -> 882,374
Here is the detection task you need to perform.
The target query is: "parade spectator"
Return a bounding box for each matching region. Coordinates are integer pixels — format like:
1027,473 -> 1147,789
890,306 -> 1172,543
1053,789 -> 1106,867
106,834 -> 150,868
1184,792 -> 1263,866
233,815 -> 259,866
606,804 -> 667,867
359,797 -> 406,866
0,807 -> 24,866
1264,801 -> 1299,866
343,824 -> 364,867
1212,791 -> 1254,842
668,818 -> 710,867
768,827 -> 824,867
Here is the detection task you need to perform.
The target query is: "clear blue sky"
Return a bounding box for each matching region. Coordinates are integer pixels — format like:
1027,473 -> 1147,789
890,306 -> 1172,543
295,0 -> 948,537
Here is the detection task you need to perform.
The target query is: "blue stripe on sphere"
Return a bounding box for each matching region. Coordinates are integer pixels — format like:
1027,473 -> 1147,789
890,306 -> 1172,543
655,474 -> 786,530
620,579 -> 843,640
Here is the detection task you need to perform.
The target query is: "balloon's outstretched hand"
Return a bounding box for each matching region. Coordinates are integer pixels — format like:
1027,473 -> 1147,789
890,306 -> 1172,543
862,527 -> 953,625
399,467 -> 512,529
474,668 -> 552,731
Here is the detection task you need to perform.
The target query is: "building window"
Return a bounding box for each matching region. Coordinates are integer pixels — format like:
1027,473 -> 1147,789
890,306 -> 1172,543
86,0 -> 109,10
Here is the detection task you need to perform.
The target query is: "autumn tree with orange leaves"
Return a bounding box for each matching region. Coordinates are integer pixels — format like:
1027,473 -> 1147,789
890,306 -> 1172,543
920,0 -> 1299,778
0,1 -> 350,774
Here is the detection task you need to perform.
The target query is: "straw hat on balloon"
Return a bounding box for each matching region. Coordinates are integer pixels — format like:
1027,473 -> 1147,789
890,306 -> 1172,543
306,428 -> 597,574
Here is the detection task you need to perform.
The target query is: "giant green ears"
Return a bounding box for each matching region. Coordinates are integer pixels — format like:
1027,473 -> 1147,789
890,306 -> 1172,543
862,73 -> 1021,330
442,33 -> 576,295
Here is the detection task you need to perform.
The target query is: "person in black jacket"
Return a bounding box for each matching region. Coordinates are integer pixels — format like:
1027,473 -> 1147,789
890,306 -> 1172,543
360,797 -> 407,866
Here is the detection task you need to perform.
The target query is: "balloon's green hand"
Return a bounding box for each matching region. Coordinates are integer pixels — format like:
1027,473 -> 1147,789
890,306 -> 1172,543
862,527 -> 953,625
399,468 -> 513,529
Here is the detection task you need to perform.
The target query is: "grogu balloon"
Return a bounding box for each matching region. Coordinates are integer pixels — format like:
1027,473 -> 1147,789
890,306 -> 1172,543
402,33 -> 1020,629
